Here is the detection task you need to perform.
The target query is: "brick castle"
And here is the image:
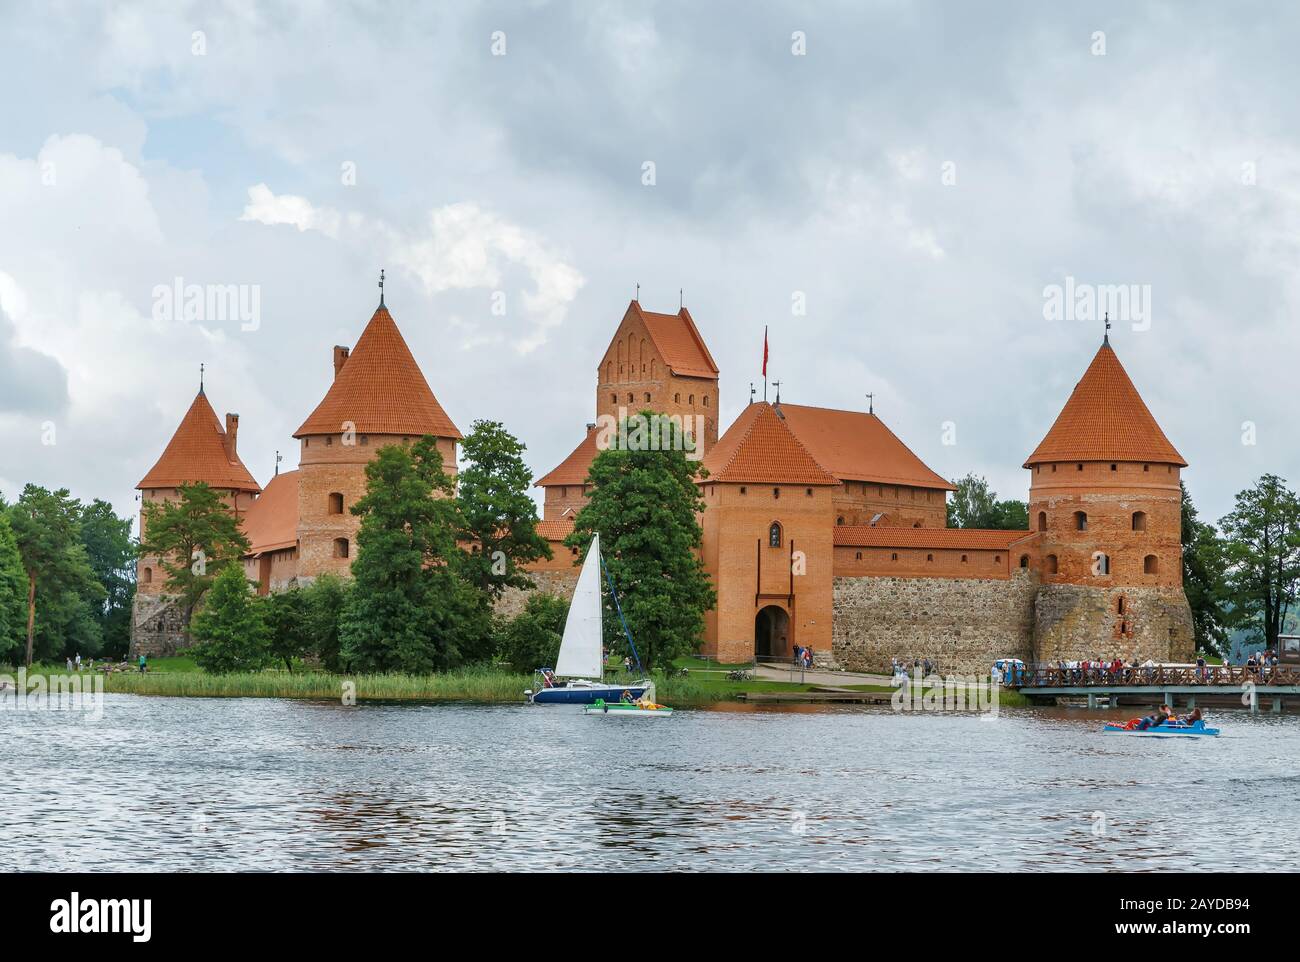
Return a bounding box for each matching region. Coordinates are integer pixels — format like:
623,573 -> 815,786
132,291 -> 1194,671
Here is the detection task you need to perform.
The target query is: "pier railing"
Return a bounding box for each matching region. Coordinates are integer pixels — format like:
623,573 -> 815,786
1012,664 -> 1300,688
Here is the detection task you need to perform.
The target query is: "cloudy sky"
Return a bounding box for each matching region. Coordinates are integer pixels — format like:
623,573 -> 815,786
2,0 -> 1297,529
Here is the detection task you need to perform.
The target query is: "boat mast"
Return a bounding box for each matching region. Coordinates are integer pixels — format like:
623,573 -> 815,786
602,557 -> 644,675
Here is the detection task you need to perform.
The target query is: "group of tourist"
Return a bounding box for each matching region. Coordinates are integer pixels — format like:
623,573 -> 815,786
792,645 -> 814,669
60,653 -> 149,674
891,657 -> 935,679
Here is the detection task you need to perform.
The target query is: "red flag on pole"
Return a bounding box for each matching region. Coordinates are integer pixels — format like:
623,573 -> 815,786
762,326 -> 769,377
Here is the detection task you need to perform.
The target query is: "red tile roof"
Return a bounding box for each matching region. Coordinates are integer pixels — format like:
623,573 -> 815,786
535,425 -> 599,488
1024,342 -> 1185,467
241,470 -> 299,556
702,402 -> 840,485
294,305 -> 461,440
778,403 -> 955,491
137,391 -> 261,493
536,518 -> 575,541
834,526 -> 1032,550
631,301 -> 718,378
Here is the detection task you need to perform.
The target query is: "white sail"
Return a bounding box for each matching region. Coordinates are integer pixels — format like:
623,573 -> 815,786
554,533 -> 603,680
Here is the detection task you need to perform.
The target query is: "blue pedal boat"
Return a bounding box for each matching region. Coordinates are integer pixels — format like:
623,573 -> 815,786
1103,720 -> 1220,738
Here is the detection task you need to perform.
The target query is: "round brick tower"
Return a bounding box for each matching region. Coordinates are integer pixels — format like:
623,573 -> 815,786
1024,336 -> 1193,664
292,292 -> 461,582
132,384 -> 261,655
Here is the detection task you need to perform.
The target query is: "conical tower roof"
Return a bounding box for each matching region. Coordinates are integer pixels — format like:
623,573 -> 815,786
1024,341 -> 1185,467
294,305 -> 461,439
137,390 -> 261,492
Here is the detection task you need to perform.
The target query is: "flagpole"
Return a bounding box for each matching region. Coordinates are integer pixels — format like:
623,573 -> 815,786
763,325 -> 768,402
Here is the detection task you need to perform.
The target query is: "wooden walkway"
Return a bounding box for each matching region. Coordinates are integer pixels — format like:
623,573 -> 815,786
1011,665 -> 1300,712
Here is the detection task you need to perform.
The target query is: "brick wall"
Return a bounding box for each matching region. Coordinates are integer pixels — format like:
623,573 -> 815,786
831,481 -> 947,528
296,432 -> 457,582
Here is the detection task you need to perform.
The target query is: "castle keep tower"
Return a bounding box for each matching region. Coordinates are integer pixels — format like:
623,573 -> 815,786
536,299 -> 719,523
132,385 -> 261,653
1024,336 -> 1193,663
293,297 -> 461,581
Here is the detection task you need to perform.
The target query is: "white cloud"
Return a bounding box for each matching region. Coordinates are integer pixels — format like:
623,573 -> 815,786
240,187 -> 585,354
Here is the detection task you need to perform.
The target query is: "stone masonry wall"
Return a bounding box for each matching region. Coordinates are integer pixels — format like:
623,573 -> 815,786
494,569 -> 579,620
129,593 -> 191,657
832,569 -> 1038,675
1032,583 -> 1194,664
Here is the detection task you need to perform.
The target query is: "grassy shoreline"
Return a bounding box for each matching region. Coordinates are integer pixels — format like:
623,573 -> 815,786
4,662 -> 1028,708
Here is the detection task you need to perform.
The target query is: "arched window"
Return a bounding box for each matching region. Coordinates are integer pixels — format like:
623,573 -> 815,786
855,551 -> 862,560
926,554 -> 933,562
773,487 -> 780,499
1118,596 -> 1126,615
1096,552 -> 1110,575
1144,554 -> 1159,574
328,492 -> 344,515
1045,554 -> 1058,574
627,393 -> 634,404
703,395 -> 709,407
912,522 -> 921,528
836,516 -> 844,525
1019,555 -> 1029,568
960,554 -> 968,563
688,394 -> 694,404
611,393 -> 617,404
891,553 -> 898,561
143,566 -> 152,584
333,538 -> 349,560
1074,511 -> 1088,531
644,392 -> 651,403
1132,511 -> 1147,531
769,522 -> 782,548
674,393 -> 680,403
994,555 -> 1001,563
1037,511 -> 1047,532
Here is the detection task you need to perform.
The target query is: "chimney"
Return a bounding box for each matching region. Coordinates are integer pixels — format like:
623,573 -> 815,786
224,413 -> 240,462
333,345 -> 350,378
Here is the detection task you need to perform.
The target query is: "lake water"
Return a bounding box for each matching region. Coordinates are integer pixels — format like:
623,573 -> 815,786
3,695 -> 1298,871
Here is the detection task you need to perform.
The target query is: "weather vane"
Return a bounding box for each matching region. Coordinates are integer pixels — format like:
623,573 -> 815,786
378,268 -> 386,307
199,362 -> 205,393
866,392 -> 874,415
1104,311 -> 1111,344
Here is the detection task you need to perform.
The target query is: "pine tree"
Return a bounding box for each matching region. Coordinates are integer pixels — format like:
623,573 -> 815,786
190,564 -> 271,673
568,413 -> 715,670
1220,474 -> 1300,650
7,485 -> 104,666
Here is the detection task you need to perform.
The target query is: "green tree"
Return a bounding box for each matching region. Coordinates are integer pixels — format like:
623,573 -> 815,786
138,482 -> 250,639
79,499 -> 137,660
495,593 -> 569,673
264,584 -> 312,671
946,473 -> 1028,530
302,574 -> 350,672
189,565 -> 271,673
340,437 -> 490,672
0,514 -> 29,664
1181,482 -> 1230,656
7,485 -> 104,666
457,419 -> 552,599
1219,474 -> 1300,651
567,412 -> 715,671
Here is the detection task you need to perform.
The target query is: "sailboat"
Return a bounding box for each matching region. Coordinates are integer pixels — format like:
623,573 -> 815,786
525,533 -> 652,705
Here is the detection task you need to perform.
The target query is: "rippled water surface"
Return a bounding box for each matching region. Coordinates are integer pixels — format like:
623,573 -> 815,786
3,695 -> 1298,871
